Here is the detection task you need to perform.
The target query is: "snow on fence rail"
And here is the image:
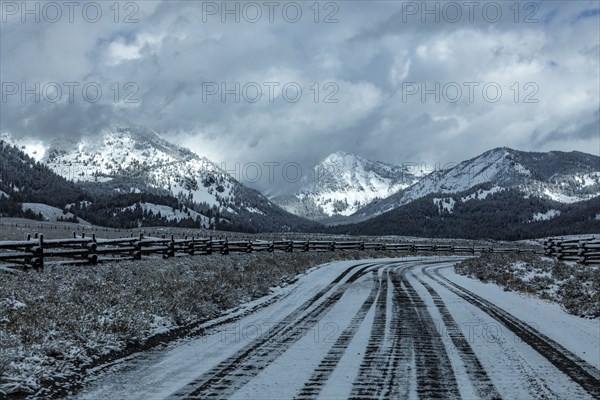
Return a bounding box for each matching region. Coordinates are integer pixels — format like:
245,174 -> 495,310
0,232 -> 543,271
544,237 -> 600,264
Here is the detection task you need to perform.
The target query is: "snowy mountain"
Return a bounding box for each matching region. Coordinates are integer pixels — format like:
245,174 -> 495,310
271,151 -> 423,221
3,129 -> 598,236
351,147 -> 600,222
1,122 -> 318,232
29,122 -> 233,206
0,140 -> 89,222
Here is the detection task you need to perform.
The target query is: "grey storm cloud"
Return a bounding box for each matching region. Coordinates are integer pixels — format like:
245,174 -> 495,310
0,0 -> 598,191
1,101 -> 116,141
533,110 -> 600,146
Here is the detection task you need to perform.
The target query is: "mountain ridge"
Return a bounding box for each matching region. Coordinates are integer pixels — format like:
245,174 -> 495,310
271,151 -> 423,221
329,183 -> 600,240
3,123 -> 599,237
1,122 -> 320,232
348,147 -> 600,223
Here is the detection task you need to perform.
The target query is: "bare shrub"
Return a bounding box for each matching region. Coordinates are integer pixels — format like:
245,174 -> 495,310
455,254 -> 599,318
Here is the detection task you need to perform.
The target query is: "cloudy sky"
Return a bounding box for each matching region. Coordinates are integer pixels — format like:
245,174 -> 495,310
1,0 -> 599,191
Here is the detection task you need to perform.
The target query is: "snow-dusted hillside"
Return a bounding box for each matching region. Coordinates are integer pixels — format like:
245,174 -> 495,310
21,203 -> 91,224
2,122 -> 318,231
271,151 -> 422,220
123,202 -> 211,225
4,122 -> 243,213
35,122 -> 238,210
352,147 -> 600,221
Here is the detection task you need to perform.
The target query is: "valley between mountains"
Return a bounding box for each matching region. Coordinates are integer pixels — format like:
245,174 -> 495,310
1,121 -> 599,239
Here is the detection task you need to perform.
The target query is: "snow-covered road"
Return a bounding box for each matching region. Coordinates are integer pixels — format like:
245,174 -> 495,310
75,257 -> 600,399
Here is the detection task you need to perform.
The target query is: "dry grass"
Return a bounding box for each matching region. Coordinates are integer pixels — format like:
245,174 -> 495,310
0,250 -> 399,396
455,253 -> 600,319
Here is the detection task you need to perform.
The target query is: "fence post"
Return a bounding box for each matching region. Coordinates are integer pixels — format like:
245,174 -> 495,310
89,233 -> 98,265
35,234 -> 44,270
221,238 -> 229,255
132,233 -> 143,260
189,236 -> 195,255
167,234 -> 175,258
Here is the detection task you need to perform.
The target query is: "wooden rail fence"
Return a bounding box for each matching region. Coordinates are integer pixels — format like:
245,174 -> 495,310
0,232 -> 544,271
544,237 -> 600,264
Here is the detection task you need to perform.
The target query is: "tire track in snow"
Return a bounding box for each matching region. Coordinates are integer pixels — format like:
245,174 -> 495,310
382,260 -> 458,399
348,261 -> 463,400
391,269 -> 462,399
297,260 -> 445,400
425,265 -> 600,399
168,262 -> 380,399
379,268 -> 408,400
294,270 -> 381,399
422,265 -> 562,399
422,264 -> 562,399
409,270 -> 502,399
347,268 -> 391,400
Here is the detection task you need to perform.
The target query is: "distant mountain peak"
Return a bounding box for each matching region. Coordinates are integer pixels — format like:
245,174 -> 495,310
320,151 -> 363,168
325,150 -> 351,158
271,152 -> 421,220
351,147 -> 600,221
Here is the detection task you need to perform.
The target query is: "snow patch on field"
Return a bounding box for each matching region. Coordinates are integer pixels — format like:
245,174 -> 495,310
532,209 -> 561,221
574,172 -> 600,187
461,186 -> 503,202
65,200 -> 92,209
513,162 -> 531,176
148,315 -> 175,336
21,203 -> 90,224
433,197 -> 456,213
543,189 -> 592,203
3,298 -> 27,310
124,202 -> 209,224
